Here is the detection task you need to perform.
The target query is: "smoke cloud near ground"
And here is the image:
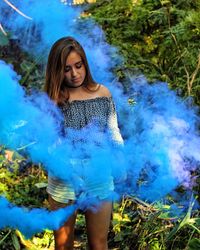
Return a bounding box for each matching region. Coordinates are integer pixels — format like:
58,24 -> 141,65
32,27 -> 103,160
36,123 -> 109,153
0,0 -> 200,237
0,196 -> 77,238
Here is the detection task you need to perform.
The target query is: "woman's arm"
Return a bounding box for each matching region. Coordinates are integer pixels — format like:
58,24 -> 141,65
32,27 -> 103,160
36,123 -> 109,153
107,99 -> 124,145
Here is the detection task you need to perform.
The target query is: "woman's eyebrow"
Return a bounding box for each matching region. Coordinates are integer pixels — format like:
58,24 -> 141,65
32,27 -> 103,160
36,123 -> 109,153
65,60 -> 82,66
75,61 -> 82,64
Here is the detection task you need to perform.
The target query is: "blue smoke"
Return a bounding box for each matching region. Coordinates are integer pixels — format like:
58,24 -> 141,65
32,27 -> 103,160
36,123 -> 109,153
0,196 -> 76,238
0,0 -> 200,238
1,60 -> 200,237
0,0 -> 120,83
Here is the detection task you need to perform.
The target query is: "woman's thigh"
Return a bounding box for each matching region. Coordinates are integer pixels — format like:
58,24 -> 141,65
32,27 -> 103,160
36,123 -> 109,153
48,195 -> 77,250
85,202 -> 112,247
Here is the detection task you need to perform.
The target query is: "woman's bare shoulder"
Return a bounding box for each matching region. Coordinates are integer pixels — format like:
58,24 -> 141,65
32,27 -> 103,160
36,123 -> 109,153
98,84 -> 112,97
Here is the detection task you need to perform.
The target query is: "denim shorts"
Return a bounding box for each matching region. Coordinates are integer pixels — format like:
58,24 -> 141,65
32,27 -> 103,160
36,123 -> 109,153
47,158 -> 114,204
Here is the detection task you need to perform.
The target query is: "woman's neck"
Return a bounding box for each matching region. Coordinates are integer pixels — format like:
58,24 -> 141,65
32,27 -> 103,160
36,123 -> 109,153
67,85 -> 85,94
67,85 -> 88,101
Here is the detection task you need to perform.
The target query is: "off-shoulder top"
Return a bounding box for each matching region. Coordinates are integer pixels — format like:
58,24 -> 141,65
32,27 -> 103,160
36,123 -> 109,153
47,96 -> 123,202
60,96 -> 123,144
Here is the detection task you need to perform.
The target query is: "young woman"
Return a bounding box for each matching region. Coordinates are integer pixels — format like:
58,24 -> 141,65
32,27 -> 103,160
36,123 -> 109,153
45,37 -> 123,250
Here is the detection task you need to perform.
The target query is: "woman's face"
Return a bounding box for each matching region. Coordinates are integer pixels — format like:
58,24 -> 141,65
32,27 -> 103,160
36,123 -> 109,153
64,50 -> 86,88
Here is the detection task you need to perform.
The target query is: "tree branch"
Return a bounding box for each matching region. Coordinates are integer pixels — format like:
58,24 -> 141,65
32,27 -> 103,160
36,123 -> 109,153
3,0 -> 32,20
189,52 -> 200,93
0,23 -> 7,36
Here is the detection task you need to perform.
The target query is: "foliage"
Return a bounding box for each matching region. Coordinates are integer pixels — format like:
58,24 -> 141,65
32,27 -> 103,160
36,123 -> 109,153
0,37 -> 45,92
110,196 -> 200,250
0,147 -> 51,249
87,0 -> 200,105
0,0 -> 200,249
0,148 -> 47,206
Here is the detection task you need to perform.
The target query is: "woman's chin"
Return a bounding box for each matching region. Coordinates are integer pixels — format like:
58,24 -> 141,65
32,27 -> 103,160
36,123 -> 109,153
66,81 -> 84,88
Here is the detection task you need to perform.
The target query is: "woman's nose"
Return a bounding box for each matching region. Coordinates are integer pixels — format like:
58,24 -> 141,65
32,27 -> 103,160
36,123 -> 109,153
71,67 -> 77,77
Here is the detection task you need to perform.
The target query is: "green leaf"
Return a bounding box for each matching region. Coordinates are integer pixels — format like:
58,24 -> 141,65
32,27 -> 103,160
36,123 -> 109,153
188,238 -> 200,250
11,232 -> 20,250
0,32 -> 9,46
35,182 -> 48,188
167,199 -> 196,240
0,230 -> 11,245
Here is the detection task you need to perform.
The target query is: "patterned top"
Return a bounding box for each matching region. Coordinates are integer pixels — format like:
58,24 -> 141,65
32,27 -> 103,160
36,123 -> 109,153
60,96 -> 123,144
47,96 -> 123,202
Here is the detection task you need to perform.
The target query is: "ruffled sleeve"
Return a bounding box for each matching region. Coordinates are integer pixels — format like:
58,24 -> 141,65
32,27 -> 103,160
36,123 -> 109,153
107,98 -> 124,145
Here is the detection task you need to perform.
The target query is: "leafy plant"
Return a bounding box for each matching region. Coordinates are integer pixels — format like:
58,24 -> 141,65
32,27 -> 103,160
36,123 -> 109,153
87,0 -> 200,104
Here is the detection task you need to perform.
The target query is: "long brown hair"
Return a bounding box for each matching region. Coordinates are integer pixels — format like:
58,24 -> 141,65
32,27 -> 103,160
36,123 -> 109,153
44,36 -> 98,104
